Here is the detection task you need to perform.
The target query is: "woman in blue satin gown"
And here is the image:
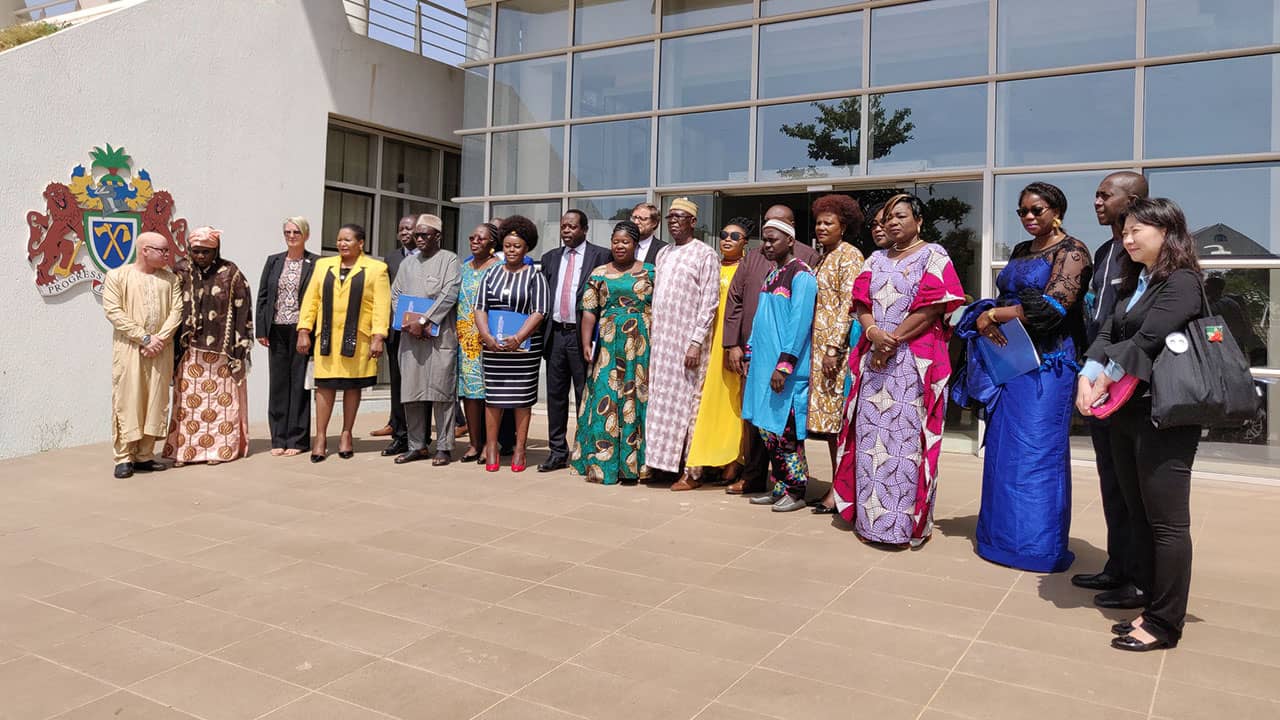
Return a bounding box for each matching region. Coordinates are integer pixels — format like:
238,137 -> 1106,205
969,182 -> 1092,573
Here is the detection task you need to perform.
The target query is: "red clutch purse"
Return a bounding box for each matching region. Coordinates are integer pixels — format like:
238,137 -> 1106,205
1088,374 -> 1140,420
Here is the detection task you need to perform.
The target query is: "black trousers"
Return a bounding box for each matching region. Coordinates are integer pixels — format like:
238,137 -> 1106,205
739,422 -> 770,493
1109,399 -> 1199,646
386,331 -> 406,443
545,322 -> 587,461
1089,419 -> 1133,581
266,323 -> 311,450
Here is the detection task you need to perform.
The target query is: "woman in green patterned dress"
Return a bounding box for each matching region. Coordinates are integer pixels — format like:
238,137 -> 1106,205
571,221 -> 655,484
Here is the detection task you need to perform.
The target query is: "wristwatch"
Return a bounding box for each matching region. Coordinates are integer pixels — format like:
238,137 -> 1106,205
825,346 -> 840,358
141,334 -> 152,346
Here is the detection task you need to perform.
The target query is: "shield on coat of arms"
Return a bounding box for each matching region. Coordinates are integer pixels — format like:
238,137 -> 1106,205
84,212 -> 139,272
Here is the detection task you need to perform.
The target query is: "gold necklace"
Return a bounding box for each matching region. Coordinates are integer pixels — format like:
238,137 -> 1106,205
891,237 -> 924,253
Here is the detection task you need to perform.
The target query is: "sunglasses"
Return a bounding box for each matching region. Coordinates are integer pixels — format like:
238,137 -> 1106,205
665,213 -> 692,221
412,231 -> 439,239
719,231 -> 745,241
1015,206 -> 1050,218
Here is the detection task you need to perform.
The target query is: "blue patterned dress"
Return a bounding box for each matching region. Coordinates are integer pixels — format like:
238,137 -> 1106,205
975,236 -> 1090,573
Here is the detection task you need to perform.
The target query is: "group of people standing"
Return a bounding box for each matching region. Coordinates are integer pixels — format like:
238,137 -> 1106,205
104,174 -> 1207,654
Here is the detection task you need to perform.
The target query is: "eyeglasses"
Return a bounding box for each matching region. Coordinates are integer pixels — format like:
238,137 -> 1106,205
412,231 -> 440,239
283,230 -> 303,236
719,231 -> 745,241
142,246 -> 171,255
629,214 -> 654,223
1015,206 -> 1050,218
665,213 -> 692,221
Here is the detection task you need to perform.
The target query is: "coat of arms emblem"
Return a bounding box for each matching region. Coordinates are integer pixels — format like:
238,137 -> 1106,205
25,144 -> 188,296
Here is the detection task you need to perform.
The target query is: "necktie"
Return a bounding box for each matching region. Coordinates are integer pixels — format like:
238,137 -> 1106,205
559,248 -> 576,321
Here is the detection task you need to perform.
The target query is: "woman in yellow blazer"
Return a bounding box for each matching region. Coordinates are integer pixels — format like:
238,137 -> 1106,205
297,224 -> 391,461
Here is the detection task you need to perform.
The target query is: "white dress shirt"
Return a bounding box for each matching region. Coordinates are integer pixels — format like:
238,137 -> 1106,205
553,244 -> 583,324
637,235 -> 654,262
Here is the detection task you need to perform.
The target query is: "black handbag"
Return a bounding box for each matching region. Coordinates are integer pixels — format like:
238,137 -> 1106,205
1150,287 -> 1259,429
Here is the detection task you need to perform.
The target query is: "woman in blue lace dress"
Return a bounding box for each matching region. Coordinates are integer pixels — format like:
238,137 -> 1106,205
964,182 -> 1091,572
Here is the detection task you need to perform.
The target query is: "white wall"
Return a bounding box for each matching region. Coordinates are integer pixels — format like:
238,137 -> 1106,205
0,0 -> 462,458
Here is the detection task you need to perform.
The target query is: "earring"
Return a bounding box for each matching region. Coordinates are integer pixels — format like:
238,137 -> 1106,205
1052,217 -> 1062,229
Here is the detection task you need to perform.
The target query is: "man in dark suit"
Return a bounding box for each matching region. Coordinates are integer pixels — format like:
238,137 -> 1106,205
538,210 -> 611,471
631,202 -> 667,265
372,215 -> 418,456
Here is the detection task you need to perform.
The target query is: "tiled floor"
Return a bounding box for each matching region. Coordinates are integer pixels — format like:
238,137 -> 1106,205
1,414 -> 1278,720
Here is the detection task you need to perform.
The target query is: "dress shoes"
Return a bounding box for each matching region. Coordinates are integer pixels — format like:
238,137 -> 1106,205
1094,585 -> 1148,609
394,449 -> 429,464
538,457 -> 568,472
771,494 -> 807,512
671,475 -> 702,491
132,459 -> 167,472
1071,571 -> 1126,591
113,463 -> 134,479
725,479 -> 746,495
749,493 -> 780,505
370,424 -> 394,437
381,440 -> 408,457
1111,633 -> 1172,652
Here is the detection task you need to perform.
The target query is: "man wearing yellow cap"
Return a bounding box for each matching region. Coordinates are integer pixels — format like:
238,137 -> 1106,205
645,198 -> 721,488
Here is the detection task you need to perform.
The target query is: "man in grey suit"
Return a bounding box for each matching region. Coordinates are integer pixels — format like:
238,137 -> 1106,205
372,215 -> 417,455
631,202 -> 667,265
538,210 -> 611,471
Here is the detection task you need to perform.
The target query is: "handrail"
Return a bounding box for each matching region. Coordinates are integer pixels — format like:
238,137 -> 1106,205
345,0 -> 475,66
13,0 -> 127,22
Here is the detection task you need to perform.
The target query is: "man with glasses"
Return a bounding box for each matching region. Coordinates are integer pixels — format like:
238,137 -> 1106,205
389,214 -> 462,466
102,232 -> 183,478
373,215 -> 419,456
630,202 -> 666,265
646,198 -> 721,487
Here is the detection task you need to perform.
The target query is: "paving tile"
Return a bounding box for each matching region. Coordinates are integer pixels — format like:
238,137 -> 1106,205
392,630 -> 560,694
215,628 -> 376,688
0,595 -> 106,651
51,691 -> 201,719
930,672 -> 1143,720
662,586 -> 808,634
519,662 -> 709,720
256,693 -> 390,720
121,602 -> 269,654
693,703 -> 779,720
795,611 -> 970,669
402,515 -> 516,544
357,528 -> 478,561
993,590 -> 1131,634
165,513 -> 275,542
41,579 -> 181,623
474,698 -> 584,720
589,547 -> 723,585
0,559 -> 99,597
191,581 -> 333,626
284,602 -> 435,656
544,564 -> 688,607
42,625 -> 198,685
0,655 -> 114,720
448,546 -> 576,583
325,659 -> 504,720
575,633 -> 750,699
762,636 -> 948,705
131,657 -> 308,720
975,614 -> 1162,676
696,566 -> 846,610
256,560 -> 382,600
828,586 -> 991,639
343,581 -> 489,628
955,641 -> 1156,713
1162,649 -> 1280,702
719,667 -> 919,720
38,541 -> 164,577
113,526 -> 222,560
501,584 -> 650,631
623,532 -> 748,565
1152,678 -> 1280,720
854,566 -> 1009,612
113,560 -> 240,599
491,530 -> 614,563
620,609 -> 786,664
181,542 -> 299,577
447,606 -> 609,661
401,562 -> 535,603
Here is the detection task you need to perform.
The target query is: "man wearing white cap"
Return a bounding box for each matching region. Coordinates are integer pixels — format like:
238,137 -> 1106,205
646,197 -> 721,488
389,214 -> 462,465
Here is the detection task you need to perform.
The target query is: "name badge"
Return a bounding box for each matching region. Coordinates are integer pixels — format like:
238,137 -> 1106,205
1165,332 -> 1189,354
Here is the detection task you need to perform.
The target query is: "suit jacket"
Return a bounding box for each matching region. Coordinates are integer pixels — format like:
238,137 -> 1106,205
385,246 -> 414,283
1086,268 -> 1203,384
640,236 -> 667,265
255,250 -> 319,337
539,241 -> 611,352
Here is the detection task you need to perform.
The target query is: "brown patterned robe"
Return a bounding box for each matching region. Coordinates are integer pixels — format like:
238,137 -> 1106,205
807,241 -> 865,434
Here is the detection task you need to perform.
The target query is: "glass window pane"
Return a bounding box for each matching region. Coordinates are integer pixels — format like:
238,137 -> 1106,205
573,43 -> 654,118
489,200 -> 563,261
915,180 -> 983,311
575,0 -> 652,44
380,139 -> 439,197
463,67 -> 489,130
461,135 -> 485,197
326,127 -> 374,186
869,84 -> 986,174
1146,163 -> 1280,258
993,170 -> 1112,260
662,0 -> 752,32
1145,55 -> 1279,159
493,56 -> 566,126
321,189 -> 373,253
997,69 -> 1134,166
570,119 -> 652,191
440,206 -> 460,253
491,126 -> 566,195
757,99 -> 861,181
466,5 -> 492,61
377,199 -> 435,257
870,0 -> 988,86
660,28 -> 751,109
495,0 -> 569,56
758,13 -> 862,99
442,152 -> 461,200
573,194 -> 648,246
762,0 -> 849,17
658,109 -> 750,185
1146,0 -> 1280,57
998,0 -> 1136,72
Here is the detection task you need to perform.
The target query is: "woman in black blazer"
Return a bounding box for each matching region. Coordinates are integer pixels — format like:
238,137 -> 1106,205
255,217 -> 319,455
1076,198 -> 1204,652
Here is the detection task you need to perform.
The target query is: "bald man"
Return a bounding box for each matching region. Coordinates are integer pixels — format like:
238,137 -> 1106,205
1072,171 -> 1150,609
722,204 -> 819,494
102,231 -> 183,478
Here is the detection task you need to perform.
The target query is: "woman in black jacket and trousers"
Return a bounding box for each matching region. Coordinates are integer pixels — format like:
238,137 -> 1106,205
256,217 -> 319,455
1076,198 -> 1204,652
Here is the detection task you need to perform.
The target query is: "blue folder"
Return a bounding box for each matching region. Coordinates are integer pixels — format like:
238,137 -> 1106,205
976,317 -> 1041,385
488,310 -> 532,351
392,295 -> 439,335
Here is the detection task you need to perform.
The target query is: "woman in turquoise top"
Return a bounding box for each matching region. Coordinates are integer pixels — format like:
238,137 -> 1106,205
456,223 -> 500,462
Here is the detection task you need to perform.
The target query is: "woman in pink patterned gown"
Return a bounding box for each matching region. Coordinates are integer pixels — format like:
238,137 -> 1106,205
831,194 -> 964,546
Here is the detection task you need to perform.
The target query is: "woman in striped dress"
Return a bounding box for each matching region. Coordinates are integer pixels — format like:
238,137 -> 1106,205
473,215 -> 549,472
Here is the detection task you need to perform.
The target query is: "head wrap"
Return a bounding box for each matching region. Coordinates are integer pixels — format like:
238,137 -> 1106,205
612,220 -> 642,244
762,218 -> 795,238
189,226 -> 222,248
669,197 -> 698,218
417,214 -> 443,232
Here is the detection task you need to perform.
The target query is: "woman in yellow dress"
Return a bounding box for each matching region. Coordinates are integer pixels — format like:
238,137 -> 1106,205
676,218 -> 753,490
297,223 -> 391,462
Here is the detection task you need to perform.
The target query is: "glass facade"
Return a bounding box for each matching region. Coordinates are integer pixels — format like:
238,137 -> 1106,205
458,0 -> 1280,470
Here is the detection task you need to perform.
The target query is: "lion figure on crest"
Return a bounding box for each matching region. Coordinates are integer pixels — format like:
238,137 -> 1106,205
140,189 -> 188,258
27,182 -> 85,285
